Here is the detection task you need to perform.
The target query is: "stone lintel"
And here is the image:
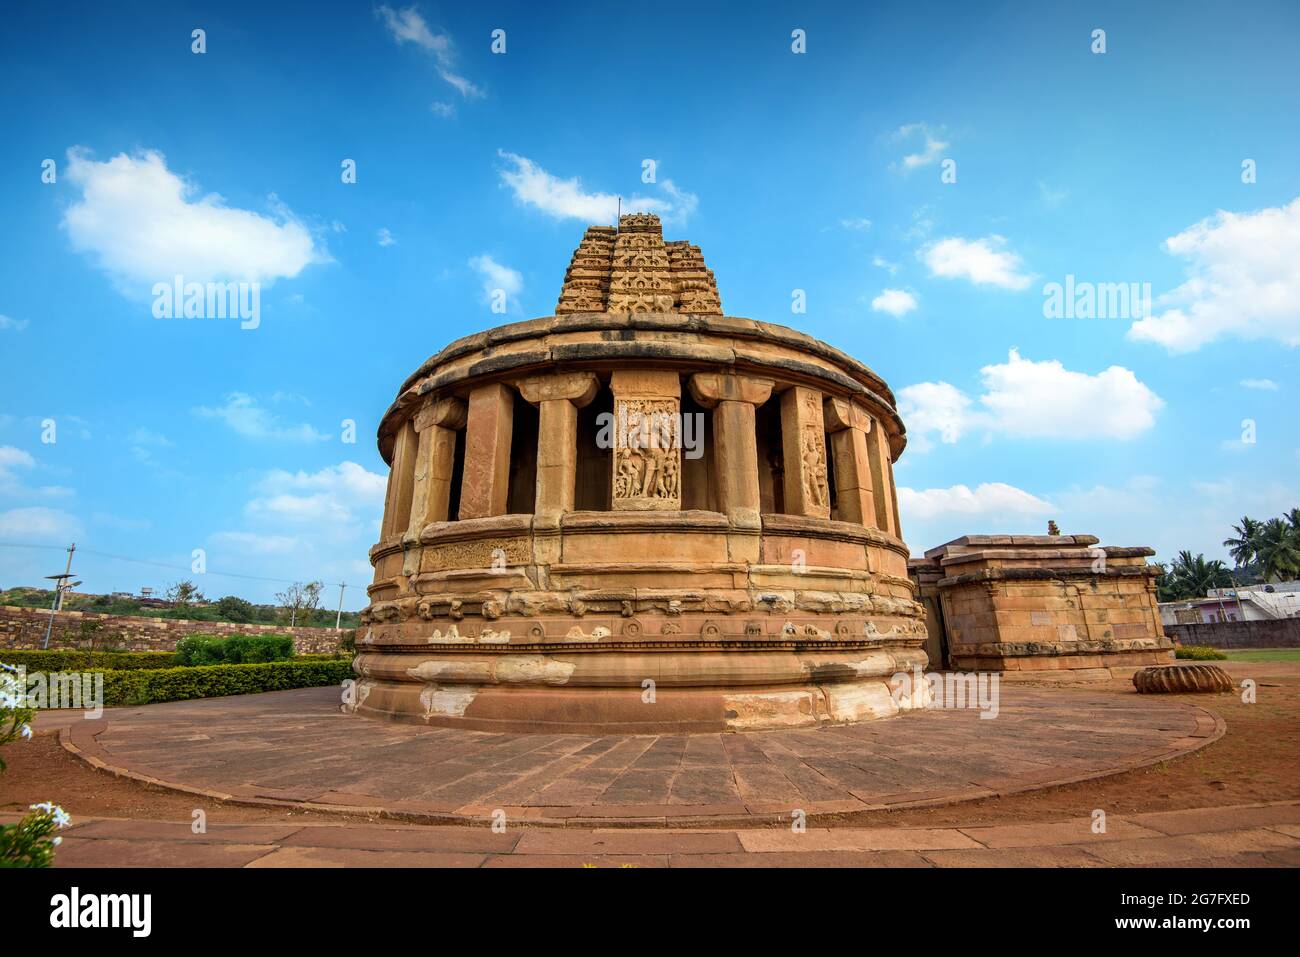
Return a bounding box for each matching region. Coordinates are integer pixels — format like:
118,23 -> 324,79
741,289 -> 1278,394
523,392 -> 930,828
413,396 -> 467,433
823,396 -> 872,434
687,372 -> 774,408
517,371 -> 600,407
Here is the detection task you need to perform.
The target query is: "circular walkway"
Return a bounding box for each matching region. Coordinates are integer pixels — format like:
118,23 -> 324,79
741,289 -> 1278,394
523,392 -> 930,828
62,686 -> 1224,826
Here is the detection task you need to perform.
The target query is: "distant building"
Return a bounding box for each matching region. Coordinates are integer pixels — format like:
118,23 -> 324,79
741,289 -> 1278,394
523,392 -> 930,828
1160,580 -> 1300,625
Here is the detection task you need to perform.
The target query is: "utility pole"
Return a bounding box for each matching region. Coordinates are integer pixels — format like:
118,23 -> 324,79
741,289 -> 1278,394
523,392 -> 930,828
335,582 -> 346,631
41,542 -> 77,650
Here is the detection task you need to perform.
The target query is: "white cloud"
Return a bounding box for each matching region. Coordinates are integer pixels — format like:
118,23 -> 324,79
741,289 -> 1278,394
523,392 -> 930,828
872,255 -> 899,275
0,506 -> 81,540
496,151 -> 699,226
840,218 -> 872,230
0,314 -> 29,332
920,235 -> 1032,290
891,123 -> 949,171
376,5 -> 483,98
469,254 -> 522,308
1240,378 -> 1279,391
1038,181 -> 1069,207
62,148 -> 325,295
1128,198 -> 1300,352
899,482 -> 1055,521
0,446 -> 73,499
377,227 -> 397,247
430,101 -> 455,118
870,288 -> 918,317
193,393 -> 329,442
209,531 -> 299,555
899,349 -> 1162,447
244,461 -> 386,526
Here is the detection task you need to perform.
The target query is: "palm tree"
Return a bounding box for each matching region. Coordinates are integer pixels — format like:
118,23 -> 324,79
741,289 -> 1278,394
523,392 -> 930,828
1254,518 -> 1300,583
1164,551 -> 1234,600
1223,515 -> 1263,568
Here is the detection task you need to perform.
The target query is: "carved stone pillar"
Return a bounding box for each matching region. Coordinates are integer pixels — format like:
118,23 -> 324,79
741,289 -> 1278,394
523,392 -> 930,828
405,397 -> 468,540
609,370 -> 681,511
381,418 -> 418,540
823,397 -> 876,527
518,372 -> 600,516
688,372 -> 774,528
864,413 -> 900,536
458,383 -> 515,520
779,386 -> 831,519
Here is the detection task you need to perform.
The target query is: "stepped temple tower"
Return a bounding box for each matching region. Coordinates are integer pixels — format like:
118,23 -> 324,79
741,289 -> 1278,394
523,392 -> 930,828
353,213 -> 927,731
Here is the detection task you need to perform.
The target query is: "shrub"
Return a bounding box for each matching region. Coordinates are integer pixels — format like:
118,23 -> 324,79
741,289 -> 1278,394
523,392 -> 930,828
100,659 -> 353,706
1175,645 -> 1228,661
0,650 -> 178,671
174,632 -> 295,666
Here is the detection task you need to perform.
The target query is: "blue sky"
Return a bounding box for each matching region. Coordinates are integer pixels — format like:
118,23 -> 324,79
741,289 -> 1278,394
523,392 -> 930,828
1,0 -> 1297,608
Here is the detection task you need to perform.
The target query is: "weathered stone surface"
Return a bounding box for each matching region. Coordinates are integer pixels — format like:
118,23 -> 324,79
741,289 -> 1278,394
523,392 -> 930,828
359,216 -> 918,731
1133,663 -> 1235,694
911,534 -> 1174,676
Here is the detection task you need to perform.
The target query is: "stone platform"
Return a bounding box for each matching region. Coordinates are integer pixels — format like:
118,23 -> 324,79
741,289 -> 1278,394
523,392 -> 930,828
60,687 -> 1223,826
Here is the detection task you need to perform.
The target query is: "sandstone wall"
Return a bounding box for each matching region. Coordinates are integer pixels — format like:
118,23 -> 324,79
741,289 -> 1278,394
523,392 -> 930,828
0,605 -> 345,655
1167,618 -> 1300,649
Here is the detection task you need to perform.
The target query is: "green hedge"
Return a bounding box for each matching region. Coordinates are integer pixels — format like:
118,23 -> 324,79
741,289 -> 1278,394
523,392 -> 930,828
0,650 -> 179,671
1175,645 -> 1229,661
175,632 -> 294,665
101,660 -> 355,706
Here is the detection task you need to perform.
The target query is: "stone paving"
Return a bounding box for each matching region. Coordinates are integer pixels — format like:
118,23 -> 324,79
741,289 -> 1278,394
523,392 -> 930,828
4,802 -> 1295,868
58,685 -> 1223,826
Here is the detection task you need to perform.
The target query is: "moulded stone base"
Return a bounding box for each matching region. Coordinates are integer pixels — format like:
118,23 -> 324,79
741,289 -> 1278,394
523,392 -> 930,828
348,644 -> 926,732
346,675 -> 911,733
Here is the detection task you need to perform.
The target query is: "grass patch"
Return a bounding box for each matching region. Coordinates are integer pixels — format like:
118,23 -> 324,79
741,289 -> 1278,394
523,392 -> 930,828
1175,645 -> 1228,661
1220,648 -> 1300,662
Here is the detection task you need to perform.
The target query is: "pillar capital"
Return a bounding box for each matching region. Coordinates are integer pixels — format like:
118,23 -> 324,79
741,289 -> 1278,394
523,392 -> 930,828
687,372 -> 774,409
517,372 -> 600,407
413,396 -> 467,433
823,396 -> 872,434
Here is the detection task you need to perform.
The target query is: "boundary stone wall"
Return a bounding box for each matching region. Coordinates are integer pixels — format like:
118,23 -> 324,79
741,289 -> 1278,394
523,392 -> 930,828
0,605 -> 345,655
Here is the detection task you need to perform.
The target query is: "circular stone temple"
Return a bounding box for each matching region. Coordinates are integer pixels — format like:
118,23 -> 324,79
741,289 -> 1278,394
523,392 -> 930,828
353,213 -> 927,732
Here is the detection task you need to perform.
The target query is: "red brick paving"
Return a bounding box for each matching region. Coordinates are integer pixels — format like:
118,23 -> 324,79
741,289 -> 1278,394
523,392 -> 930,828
53,685 -> 1225,826
5,802 -> 1293,868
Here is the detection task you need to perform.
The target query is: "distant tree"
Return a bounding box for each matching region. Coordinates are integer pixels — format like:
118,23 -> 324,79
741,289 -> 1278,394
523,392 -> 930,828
1222,515 -> 1263,568
214,595 -> 255,623
275,581 -> 322,627
1254,518 -> 1300,583
1160,551 -> 1233,601
164,579 -> 206,609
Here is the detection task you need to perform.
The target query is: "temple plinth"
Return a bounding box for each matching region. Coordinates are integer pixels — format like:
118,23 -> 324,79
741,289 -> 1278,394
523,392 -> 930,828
352,214 -> 926,732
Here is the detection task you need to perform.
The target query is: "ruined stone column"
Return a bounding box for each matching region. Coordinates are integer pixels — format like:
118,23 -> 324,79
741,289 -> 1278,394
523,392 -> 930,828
609,370 -> 681,511
779,385 -> 831,519
823,397 -> 876,527
688,372 -> 774,528
518,372 -> 600,516
405,397 -> 468,540
458,383 -> 515,520
380,418 -> 418,540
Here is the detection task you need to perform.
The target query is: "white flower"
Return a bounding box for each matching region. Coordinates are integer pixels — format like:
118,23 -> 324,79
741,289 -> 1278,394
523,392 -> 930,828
20,724 -> 32,740
29,802 -> 71,828
52,836 -> 62,846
